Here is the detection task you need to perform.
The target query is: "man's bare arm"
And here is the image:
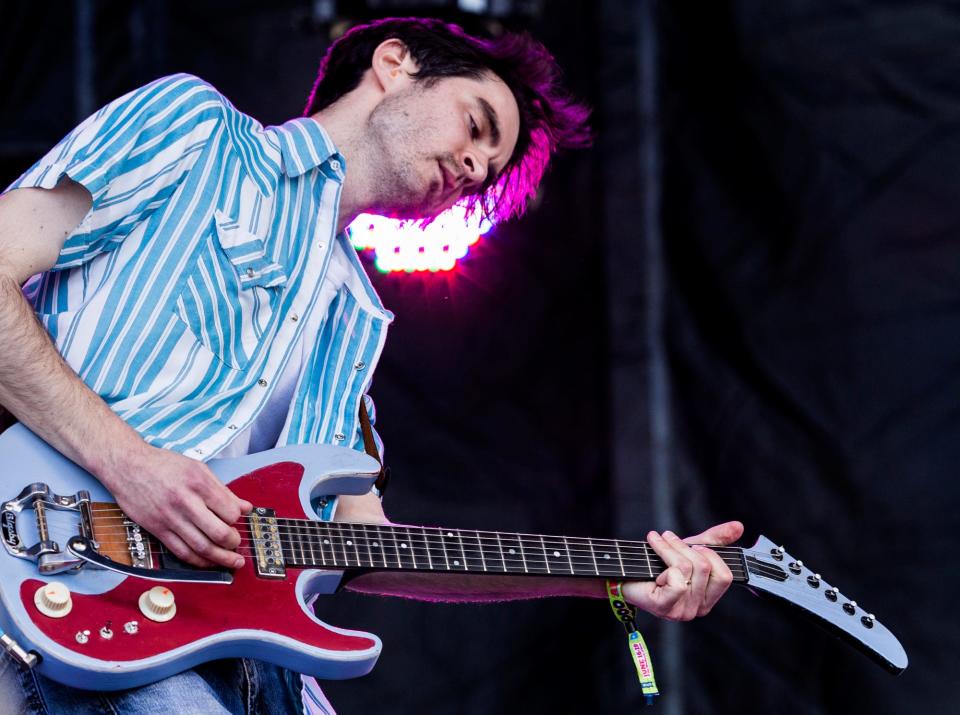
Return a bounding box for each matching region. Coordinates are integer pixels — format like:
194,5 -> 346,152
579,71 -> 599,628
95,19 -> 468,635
0,181 -> 251,569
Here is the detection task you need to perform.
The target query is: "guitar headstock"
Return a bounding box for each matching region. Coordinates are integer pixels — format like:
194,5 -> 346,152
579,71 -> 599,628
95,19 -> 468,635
741,535 -> 907,675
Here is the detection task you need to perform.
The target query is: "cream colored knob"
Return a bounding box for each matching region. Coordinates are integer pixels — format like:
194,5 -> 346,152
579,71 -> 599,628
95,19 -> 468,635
34,582 -> 73,618
138,586 -> 176,622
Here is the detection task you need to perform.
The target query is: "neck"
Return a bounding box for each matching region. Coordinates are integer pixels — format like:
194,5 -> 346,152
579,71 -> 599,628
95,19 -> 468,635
310,97 -> 379,233
246,517 -> 751,582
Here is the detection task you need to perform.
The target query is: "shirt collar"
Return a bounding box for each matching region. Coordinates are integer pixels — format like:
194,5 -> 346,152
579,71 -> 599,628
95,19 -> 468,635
271,117 -> 343,178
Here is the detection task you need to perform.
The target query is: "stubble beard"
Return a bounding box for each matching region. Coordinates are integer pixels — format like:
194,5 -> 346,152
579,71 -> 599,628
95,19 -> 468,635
362,89 -> 439,219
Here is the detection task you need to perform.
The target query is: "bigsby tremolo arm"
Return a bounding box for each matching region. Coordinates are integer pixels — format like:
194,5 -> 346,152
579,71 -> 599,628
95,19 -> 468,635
1,483 -> 94,574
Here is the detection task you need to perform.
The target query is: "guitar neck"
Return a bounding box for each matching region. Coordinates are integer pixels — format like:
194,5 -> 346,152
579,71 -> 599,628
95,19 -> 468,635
267,519 -> 749,582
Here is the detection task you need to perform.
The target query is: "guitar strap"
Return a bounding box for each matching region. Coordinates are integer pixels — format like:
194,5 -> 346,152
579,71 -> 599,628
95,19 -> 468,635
358,399 -> 390,498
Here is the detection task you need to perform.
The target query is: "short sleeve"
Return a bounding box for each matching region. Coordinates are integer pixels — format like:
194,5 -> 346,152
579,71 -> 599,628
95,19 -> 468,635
5,73 -> 223,270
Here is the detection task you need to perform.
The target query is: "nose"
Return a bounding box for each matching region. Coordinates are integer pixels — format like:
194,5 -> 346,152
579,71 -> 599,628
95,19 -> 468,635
461,150 -> 487,187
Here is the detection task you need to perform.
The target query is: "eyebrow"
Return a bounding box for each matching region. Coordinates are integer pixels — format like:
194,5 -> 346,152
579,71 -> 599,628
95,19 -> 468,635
476,97 -> 502,188
477,97 -> 501,146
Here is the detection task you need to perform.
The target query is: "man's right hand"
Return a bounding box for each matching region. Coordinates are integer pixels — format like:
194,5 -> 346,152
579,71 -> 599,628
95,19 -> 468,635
99,443 -> 253,569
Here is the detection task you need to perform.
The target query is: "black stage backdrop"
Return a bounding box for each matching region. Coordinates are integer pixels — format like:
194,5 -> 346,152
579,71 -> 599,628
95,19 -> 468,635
1,1 -> 957,713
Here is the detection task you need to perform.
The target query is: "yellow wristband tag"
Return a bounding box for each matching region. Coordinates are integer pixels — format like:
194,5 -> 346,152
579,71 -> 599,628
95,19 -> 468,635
606,581 -> 660,703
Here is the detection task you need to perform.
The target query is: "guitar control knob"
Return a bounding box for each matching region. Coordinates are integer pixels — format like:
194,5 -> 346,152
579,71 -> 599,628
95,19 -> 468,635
34,582 -> 73,618
138,586 -> 176,622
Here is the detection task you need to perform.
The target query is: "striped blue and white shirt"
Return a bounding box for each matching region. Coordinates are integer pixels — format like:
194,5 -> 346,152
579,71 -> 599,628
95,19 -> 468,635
8,73 -> 393,462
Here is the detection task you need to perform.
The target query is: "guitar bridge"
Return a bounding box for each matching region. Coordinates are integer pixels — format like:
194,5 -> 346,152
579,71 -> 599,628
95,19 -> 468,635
249,507 -> 286,579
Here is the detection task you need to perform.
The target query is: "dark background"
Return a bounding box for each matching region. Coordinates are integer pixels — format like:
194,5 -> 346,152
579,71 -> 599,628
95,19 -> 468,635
2,1 -> 957,713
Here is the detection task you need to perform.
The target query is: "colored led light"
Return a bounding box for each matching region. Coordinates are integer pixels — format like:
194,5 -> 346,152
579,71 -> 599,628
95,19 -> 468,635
348,204 -> 494,273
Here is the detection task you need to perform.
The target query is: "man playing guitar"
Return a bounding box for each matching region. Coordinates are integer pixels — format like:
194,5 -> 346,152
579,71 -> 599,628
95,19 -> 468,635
0,17 -> 741,713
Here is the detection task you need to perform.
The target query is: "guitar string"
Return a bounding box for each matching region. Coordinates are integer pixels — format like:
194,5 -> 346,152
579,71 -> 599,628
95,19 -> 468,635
64,513 -> 765,575
42,539 -> 755,579
49,526 -> 756,579
87,504 -> 739,548
81,513 -> 755,557
75,525 -> 752,564
71,522 -> 756,565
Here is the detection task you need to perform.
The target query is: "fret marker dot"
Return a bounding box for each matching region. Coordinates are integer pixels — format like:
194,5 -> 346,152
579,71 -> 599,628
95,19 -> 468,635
323,539 -> 330,545
446,532 -> 454,538
373,542 -> 379,547
508,548 -> 516,555
603,554 -> 610,559
553,551 -> 561,558
454,560 -> 460,566
346,540 -> 353,546
401,543 -> 408,549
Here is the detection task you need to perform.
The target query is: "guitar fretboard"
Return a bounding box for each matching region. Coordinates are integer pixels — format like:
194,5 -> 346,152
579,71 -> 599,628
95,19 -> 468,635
265,519 -> 748,581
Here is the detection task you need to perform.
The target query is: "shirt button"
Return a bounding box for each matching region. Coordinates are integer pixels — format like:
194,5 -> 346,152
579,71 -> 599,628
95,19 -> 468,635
228,424 -> 237,430
246,268 -> 255,278
354,361 -> 365,370
290,313 -> 299,322
334,433 -> 345,441
258,379 -> 268,387
330,159 -> 341,171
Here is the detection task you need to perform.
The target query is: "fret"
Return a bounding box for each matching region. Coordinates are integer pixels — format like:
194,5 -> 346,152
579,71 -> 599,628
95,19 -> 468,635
318,525 -> 335,567
397,526 -> 416,570
454,530 -> 471,571
518,534 -> 546,574
443,530 -> 466,570
587,537 -> 600,576
425,528 -> 448,570
542,535 -> 574,575
296,526 -> 307,564
347,523 -> 365,568
592,539 -> 623,577
539,535 -> 551,574
306,523 -> 320,566
418,527 -> 434,569
369,524 -> 388,569
642,541 -> 653,579
562,536 -> 576,574
387,526 -> 403,568
338,526 -> 350,567
437,528 -> 452,570
499,533 -> 526,575
361,523 -> 374,569
473,531 -> 488,572
493,532 -> 508,573
614,539 -> 626,578
403,526 -> 424,569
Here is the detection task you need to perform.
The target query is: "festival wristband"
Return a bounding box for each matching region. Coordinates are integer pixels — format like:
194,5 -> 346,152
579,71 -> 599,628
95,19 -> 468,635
606,580 -> 660,704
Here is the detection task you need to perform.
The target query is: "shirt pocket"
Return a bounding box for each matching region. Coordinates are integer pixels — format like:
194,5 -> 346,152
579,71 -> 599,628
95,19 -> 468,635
174,210 -> 287,370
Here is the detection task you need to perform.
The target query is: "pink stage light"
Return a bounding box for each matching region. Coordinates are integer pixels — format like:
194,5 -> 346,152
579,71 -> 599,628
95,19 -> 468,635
348,204 -> 495,273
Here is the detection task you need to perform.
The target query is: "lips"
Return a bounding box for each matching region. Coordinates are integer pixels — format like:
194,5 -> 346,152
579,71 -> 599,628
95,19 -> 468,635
438,161 -> 459,193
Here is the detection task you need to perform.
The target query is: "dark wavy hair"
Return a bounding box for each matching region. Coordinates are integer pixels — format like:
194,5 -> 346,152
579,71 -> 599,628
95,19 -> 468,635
304,17 -> 591,222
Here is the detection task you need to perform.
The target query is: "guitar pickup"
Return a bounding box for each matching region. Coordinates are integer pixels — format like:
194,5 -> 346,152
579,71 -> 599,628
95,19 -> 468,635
249,507 -> 285,579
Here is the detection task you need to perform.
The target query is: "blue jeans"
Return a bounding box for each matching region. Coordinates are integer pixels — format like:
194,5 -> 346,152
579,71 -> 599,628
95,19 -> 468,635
0,656 -> 308,714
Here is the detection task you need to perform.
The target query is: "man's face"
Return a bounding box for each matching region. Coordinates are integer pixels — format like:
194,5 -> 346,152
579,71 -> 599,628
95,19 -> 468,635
363,71 -> 521,219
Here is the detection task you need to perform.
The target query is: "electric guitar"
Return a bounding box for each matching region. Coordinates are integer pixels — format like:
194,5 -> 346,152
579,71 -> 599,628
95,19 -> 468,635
0,423 -> 907,690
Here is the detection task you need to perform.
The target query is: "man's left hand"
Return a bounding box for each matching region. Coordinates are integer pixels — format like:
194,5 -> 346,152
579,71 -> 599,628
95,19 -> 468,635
621,521 -> 744,621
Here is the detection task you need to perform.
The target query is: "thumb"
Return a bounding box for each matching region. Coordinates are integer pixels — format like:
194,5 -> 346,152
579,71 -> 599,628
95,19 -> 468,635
683,520 -> 743,546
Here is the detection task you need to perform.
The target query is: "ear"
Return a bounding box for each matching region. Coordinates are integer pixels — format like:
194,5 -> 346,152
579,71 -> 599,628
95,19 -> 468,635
370,38 -> 420,94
